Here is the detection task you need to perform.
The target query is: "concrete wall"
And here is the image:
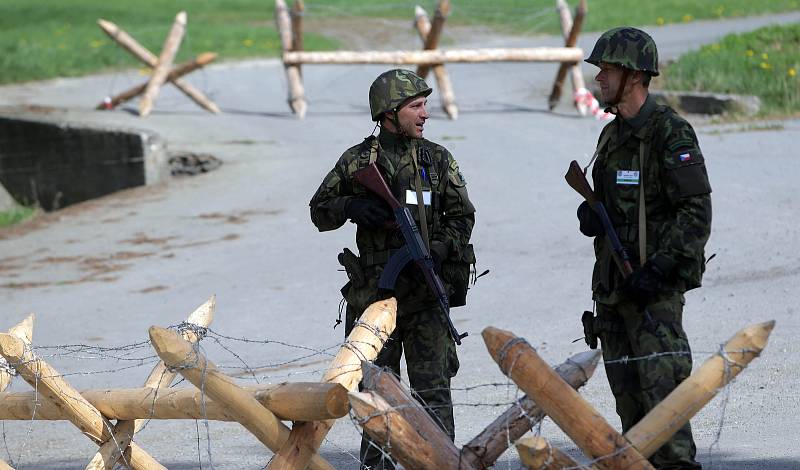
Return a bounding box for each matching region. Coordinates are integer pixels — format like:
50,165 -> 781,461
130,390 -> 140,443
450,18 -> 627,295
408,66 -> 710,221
0,115 -> 168,211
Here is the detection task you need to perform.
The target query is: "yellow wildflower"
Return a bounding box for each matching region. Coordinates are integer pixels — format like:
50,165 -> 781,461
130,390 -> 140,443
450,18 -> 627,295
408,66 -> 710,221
762,53 -> 769,60
759,62 -> 771,70
682,14 -> 693,22
745,50 -> 754,57
711,43 -> 720,51
242,38 -> 254,47
789,68 -> 797,77
656,17 -> 665,26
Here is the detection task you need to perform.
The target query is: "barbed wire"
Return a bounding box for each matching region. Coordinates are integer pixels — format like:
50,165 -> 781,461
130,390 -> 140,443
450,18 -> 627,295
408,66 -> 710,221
0,322 -> 767,469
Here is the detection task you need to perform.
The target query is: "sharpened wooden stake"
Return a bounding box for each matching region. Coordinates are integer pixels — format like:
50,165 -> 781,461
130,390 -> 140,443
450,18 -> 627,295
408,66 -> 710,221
0,314 -> 35,470
350,391 -> 460,470
416,0 -> 450,79
482,327 -> 654,470
97,53 -> 217,110
0,333 -> 165,470
268,298 -> 397,470
361,361 -> 475,469
462,350 -> 601,469
97,18 -> 219,114
0,382 -> 348,422
89,297 -> 216,470
625,321 -> 775,458
284,47 -> 584,65
516,436 -> 582,469
549,0 -> 587,112
148,326 -> 334,470
276,0 -> 307,118
414,5 -> 458,119
139,11 -> 187,117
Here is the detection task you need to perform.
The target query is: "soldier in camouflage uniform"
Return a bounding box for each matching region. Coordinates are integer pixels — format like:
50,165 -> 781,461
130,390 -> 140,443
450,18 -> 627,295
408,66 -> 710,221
309,69 -> 475,470
577,28 -> 712,469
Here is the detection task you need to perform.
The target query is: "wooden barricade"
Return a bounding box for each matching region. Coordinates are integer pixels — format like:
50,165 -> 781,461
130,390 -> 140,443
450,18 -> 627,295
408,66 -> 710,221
274,0 -> 587,119
98,14 -> 220,115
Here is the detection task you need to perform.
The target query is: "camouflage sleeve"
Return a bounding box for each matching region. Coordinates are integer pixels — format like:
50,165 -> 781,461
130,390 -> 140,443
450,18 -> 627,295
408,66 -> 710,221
652,116 -> 712,271
432,150 -> 475,256
309,152 -> 355,232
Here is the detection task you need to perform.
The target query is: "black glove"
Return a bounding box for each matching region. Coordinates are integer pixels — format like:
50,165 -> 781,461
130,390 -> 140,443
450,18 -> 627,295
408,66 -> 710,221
623,257 -> 671,305
577,201 -> 605,237
345,198 -> 391,229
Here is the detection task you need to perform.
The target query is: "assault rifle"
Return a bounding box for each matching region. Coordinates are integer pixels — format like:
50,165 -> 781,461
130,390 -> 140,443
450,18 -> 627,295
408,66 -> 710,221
565,160 -> 657,344
353,162 -> 467,345
564,160 -> 633,277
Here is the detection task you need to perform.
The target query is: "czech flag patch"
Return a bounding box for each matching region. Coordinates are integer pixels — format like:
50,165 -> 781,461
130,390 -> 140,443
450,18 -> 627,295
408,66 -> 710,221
679,153 -> 692,162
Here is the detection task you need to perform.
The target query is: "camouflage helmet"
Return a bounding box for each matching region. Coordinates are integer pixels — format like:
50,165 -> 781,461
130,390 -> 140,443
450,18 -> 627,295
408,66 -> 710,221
585,27 -> 660,76
369,69 -> 432,121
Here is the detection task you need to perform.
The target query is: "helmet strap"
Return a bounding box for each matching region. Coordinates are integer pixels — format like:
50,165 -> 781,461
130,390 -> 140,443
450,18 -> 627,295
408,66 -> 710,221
607,67 -> 631,114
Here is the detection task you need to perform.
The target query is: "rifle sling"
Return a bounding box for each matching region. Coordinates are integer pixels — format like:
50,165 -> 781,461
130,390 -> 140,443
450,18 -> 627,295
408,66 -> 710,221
411,142 -> 430,250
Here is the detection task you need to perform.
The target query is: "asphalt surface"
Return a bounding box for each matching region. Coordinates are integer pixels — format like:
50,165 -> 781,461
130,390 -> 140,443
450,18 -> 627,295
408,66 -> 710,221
0,12 -> 799,470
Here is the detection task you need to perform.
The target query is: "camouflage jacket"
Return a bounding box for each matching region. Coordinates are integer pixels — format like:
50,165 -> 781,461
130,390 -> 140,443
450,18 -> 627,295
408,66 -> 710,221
310,128 -> 475,313
591,94 -> 712,304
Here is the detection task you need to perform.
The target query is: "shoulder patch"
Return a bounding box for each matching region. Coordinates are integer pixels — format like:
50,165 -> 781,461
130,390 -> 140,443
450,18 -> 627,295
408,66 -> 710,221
448,157 -> 467,187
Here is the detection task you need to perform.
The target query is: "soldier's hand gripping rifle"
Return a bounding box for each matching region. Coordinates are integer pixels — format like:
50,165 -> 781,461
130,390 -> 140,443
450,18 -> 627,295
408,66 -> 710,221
354,162 -> 467,345
565,160 -> 657,346
565,160 -> 634,277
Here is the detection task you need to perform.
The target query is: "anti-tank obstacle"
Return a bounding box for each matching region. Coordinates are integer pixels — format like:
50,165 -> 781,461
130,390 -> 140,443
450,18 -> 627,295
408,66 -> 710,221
274,0 -> 591,120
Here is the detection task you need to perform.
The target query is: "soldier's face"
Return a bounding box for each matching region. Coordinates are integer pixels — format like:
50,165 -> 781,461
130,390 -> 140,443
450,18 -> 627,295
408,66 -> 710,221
596,62 -> 624,103
396,96 -> 429,138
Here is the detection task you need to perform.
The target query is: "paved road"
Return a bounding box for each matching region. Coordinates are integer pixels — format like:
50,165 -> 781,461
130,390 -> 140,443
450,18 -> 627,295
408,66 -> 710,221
0,12 -> 798,469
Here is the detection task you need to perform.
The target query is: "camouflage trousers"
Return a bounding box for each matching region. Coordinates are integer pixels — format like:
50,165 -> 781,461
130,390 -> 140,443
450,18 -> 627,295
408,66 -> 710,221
345,302 -> 459,470
596,294 -> 701,470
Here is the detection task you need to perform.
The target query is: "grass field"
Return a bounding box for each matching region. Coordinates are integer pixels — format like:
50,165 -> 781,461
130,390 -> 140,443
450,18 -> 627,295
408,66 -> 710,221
1,0 -> 798,84
0,206 -> 35,228
661,23 -> 800,117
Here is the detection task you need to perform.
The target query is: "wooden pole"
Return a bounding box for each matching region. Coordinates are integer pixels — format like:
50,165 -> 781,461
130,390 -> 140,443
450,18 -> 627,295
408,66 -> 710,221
482,327 -> 654,470
516,436 -> 583,469
148,326 -> 334,470
361,361 -> 474,469
276,0 -> 307,118
414,5 -> 458,119
0,382 -> 348,422
417,0 -> 450,79
462,350 -> 601,469
97,18 -> 219,114
350,391 -> 463,470
139,11 -> 187,117
97,53 -> 217,110
0,333 -> 165,470
290,0 -> 305,56
624,321 -> 775,458
548,0 -> 587,112
89,297 -> 216,470
284,47 -> 584,65
0,314 -> 34,391
268,298 -> 397,470
0,314 -> 34,470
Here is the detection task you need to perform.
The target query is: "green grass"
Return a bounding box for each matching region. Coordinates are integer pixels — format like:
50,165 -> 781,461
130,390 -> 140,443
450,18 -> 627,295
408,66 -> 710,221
316,0 -> 800,35
661,23 -> 800,117
0,206 -> 35,228
0,0 -> 798,84
0,0 -> 338,84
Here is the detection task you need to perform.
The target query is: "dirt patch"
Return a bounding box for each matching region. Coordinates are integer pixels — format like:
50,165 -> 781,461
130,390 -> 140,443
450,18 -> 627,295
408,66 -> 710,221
136,285 -> 169,294
121,233 -> 178,246
304,17 -> 499,51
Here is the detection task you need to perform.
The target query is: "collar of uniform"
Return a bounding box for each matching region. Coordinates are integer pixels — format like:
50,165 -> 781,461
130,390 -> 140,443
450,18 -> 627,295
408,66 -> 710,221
624,93 -> 657,133
378,127 -> 413,152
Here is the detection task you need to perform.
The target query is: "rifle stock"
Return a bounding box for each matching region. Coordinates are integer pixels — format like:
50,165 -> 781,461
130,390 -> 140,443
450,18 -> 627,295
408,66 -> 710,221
353,164 -> 402,210
564,160 -> 597,204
